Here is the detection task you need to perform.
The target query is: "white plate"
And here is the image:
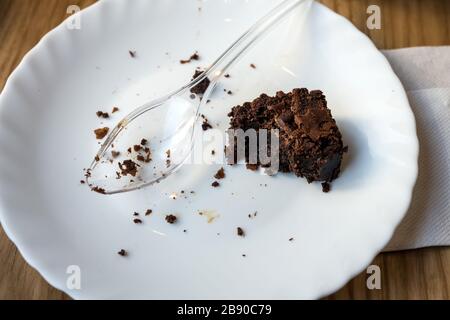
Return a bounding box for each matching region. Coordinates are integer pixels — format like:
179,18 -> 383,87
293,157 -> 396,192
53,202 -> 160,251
0,0 -> 418,299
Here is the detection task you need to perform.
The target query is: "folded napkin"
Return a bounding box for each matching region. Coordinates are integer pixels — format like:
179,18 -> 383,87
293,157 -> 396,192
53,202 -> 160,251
381,46 -> 450,251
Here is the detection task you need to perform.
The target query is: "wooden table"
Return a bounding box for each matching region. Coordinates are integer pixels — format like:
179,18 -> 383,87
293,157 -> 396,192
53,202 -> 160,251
0,0 -> 449,300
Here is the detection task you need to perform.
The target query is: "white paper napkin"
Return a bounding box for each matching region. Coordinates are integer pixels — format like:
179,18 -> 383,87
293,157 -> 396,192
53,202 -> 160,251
381,46 -> 450,251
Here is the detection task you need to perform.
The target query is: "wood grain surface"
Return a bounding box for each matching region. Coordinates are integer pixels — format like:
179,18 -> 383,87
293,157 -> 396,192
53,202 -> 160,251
0,0 -> 449,300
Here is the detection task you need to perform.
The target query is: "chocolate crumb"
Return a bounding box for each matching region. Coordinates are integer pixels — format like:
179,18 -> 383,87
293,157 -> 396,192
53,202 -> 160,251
145,209 -> 152,216
246,164 -> 259,171
211,181 -> 220,188
133,212 -> 139,216
84,168 -> 92,178
133,145 -> 142,152
133,218 -> 143,224
202,118 -> 213,131
190,69 -> 211,95
80,180 -> 85,184
112,107 -> 119,113
136,155 -> 145,162
211,150 -> 216,155
129,50 -> 136,58
91,186 -> 106,194
180,52 -> 200,64
242,254 -> 246,257
111,151 -> 120,158
94,127 -> 109,140
165,214 -> 177,224
118,249 -> 128,257
227,90 -> 233,95
119,159 -> 139,177
96,111 -> 109,119
289,238 -> 294,242
183,229 -> 187,233
237,227 -> 245,237
224,74 -> 230,78
321,182 -> 331,193
140,138 -> 148,146
343,145 -> 349,153
214,167 -> 225,180
250,63 -> 256,69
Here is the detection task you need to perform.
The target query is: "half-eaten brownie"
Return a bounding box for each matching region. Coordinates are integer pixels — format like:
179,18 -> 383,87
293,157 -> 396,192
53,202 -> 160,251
227,88 -> 346,185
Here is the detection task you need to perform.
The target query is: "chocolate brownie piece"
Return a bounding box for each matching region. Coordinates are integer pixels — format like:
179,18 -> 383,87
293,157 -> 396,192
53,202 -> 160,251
190,69 -> 210,95
227,88 -> 345,184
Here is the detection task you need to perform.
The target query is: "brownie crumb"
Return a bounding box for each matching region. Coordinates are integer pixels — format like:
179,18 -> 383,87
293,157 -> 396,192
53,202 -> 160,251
227,90 -> 233,95
211,150 -> 216,155
321,182 -> 331,193
134,145 -> 142,152
111,151 -> 120,158
237,227 -> 245,237
96,111 -> 109,119
145,209 -> 152,216
183,229 -> 187,233
224,74 -> 230,78
190,69 -> 211,95
211,181 -> 220,188
180,52 -> 200,64
118,249 -> 128,257
246,164 -> 259,171
91,186 -> 106,194
94,127 -> 109,140
242,254 -> 246,257
214,167 -> 225,180
80,180 -> 85,184
140,138 -> 148,146
165,214 -> 177,224
129,50 -> 136,58
289,237 -> 294,242
112,107 -> 120,113
133,212 -> 139,216
119,159 -> 139,177
133,218 -> 143,224
250,63 -> 256,69
84,168 -> 92,178
202,119 -> 213,131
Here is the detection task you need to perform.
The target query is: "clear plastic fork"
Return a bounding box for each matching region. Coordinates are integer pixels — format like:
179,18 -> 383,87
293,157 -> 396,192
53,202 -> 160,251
86,0 -> 311,194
